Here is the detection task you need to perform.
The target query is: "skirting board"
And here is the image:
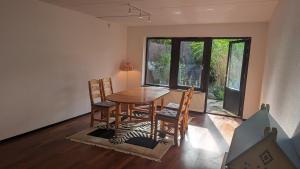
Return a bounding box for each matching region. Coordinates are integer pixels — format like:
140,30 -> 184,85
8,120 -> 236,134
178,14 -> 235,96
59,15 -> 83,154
0,112 -> 90,143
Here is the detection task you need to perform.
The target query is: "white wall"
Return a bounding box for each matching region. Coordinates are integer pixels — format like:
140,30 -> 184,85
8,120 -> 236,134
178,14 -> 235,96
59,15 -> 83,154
0,0 -> 127,140
261,0 -> 300,155
127,23 -> 268,118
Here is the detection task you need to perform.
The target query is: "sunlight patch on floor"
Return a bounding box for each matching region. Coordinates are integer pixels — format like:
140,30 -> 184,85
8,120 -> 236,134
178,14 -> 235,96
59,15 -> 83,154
208,114 -> 241,145
185,125 -> 219,153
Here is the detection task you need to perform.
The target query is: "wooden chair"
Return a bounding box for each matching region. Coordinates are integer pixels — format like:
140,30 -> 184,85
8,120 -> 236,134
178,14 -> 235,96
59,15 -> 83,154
128,87 -> 166,122
127,99 -> 165,122
183,87 -> 194,129
154,90 -> 190,146
100,77 -> 113,100
100,77 -> 132,121
88,79 -> 116,128
128,104 -> 149,120
164,87 -> 194,130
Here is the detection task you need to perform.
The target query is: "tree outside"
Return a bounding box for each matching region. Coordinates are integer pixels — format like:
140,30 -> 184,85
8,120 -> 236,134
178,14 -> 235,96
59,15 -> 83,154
209,39 -> 230,100
146,39 -> 172,86
146,39 -> 204,88
178,41 -> 204,88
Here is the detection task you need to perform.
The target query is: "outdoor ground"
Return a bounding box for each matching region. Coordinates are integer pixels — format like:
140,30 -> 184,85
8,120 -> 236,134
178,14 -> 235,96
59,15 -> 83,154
206,99 -> 238,117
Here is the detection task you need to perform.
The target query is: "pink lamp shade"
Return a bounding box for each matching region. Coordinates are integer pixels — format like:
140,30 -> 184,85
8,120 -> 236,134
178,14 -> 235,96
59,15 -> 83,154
120,62 -> 134,71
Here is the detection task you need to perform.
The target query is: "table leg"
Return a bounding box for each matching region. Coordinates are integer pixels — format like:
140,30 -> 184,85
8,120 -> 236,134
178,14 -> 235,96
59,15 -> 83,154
150,101 -> 156,138
160,97 -> 165,131
160,97 -> 164,110
115,103 -> 121,128
127,104 -> 130,121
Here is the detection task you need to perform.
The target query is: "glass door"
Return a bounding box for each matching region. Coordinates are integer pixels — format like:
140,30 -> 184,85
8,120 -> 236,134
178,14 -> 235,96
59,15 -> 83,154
223,40 -> 249,116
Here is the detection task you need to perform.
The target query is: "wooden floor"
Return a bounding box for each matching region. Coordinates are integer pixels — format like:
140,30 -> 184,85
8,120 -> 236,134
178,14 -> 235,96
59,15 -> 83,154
0,114 -> 242,169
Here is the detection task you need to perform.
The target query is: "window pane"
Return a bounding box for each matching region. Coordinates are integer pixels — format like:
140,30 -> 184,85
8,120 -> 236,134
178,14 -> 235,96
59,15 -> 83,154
227,42 -> 245,90
145,39 -> 172,86
178,41 -> 204,88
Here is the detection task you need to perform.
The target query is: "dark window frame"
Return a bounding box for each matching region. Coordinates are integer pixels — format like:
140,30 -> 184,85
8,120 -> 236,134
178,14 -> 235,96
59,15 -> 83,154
144,37 -> 211,92
145,37 -> 252,119
144,37 -> 173,88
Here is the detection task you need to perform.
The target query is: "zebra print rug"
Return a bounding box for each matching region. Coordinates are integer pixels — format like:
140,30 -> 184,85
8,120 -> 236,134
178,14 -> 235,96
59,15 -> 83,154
67,120 -> 173,162
88,121 -> 167,148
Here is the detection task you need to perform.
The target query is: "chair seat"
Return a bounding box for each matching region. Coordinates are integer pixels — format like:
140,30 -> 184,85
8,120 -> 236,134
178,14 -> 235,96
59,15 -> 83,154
93,101 -> 116,108
165,102 -> 179,110
157,108 -> 178,119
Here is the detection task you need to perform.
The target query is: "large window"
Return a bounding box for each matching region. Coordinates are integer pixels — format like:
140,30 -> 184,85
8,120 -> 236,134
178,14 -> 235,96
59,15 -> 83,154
145,39 -> 172,86
145,38 -> 209,91
226,42 -> 245,90
178,41 -> 204,88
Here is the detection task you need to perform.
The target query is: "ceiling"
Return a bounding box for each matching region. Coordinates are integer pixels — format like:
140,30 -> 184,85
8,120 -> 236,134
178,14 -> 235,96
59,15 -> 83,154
41,0 -> 279,26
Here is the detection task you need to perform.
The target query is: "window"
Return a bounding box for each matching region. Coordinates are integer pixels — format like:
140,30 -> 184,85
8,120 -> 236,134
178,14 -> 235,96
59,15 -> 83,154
145,38 -> 209,91
145,39 -> 172,86
178,41 -> 204,88
227,42 -> 245,90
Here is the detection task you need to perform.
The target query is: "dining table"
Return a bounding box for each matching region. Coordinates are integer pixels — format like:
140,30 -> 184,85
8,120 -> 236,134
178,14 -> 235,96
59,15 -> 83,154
106,86 -> 170,135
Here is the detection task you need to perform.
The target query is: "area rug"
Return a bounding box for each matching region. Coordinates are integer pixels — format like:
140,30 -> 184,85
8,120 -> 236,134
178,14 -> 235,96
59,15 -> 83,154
67,119 -> 173,162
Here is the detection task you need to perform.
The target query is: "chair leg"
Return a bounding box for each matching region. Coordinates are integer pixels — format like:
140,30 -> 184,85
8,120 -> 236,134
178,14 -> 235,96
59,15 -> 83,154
160,121 -> 165,131
106,109 -> 110,129
90,109 -> 95,127
185,112 -> 189,130
174,124 -> 179,146
154,117 -> 158,141
129,104 -> 133,121
180,119 -> 185,139
99,110 -> 102,120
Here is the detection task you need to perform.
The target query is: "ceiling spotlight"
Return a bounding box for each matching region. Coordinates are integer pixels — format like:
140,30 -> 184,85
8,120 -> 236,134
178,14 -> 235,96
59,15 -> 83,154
98,4 -> 151,22
174,11 -> 182,15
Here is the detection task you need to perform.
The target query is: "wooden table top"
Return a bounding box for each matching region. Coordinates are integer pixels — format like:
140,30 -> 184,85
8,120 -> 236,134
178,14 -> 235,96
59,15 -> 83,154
106,86 -> 170,104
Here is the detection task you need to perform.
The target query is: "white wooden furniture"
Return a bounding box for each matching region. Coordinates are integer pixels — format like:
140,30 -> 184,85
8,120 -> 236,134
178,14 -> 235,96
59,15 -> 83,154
222,104 -> 300,169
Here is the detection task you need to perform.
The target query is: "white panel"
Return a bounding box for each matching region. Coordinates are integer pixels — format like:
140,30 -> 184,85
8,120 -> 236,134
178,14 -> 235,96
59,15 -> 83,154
40,0 -> 278,26
262,0 -> 300,156
0,0 -> 127,140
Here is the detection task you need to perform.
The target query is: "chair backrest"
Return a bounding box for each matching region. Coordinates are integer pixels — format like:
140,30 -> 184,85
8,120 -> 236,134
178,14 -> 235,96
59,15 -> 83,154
88,79 -> 102,105
177,87 -> 194,119
177,90 -> 190,119
185,86 -> 195,112
100,77 -> 113,101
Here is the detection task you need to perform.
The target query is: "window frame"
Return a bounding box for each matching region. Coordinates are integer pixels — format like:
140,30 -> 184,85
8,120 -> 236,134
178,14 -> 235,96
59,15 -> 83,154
144,37 -> 212,92
144,37 -> 173,88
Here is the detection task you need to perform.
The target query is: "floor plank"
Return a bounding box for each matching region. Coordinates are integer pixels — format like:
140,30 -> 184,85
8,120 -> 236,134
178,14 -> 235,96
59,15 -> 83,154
0,114 -> 241,169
